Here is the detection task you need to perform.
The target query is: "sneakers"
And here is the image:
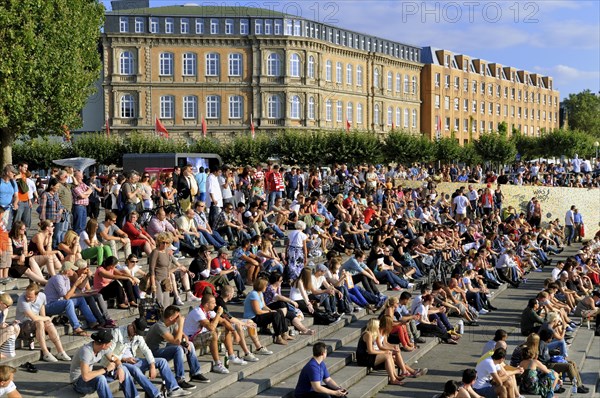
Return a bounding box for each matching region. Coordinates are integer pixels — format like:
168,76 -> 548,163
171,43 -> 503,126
244,353 -> 259,362
407,283 -> 415,289
190,373 -> 211,383
56,351 -> 71,361
42,353 -> 58,362
255,346 -> 274,355
186,292 -> 201,302
212,363 -> 229,374
168,388 -> 191,397
229,355 -> 247,365
577,386 -> 590,394
174,298 -> 184,306
479,309 -> 489,315
177,380 -> 196,390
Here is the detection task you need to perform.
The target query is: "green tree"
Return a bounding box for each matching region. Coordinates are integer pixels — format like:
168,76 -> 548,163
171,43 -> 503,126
221,134 -> 274,165
383,131 -> 434,164
537,129 -> 596,159
562,90 -> 600,137
0,0 -> 105,166
433,137 -> 462,165
13,138 -> 69,170
473,132 -> 516,167
323,131 -> 382,165
72,133 -> 125,167
125,132 -> 187,155
510,132 -> 541,161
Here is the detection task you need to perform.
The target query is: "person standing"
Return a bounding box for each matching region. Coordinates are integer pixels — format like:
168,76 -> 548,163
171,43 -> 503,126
267,165 -> 285,209
564,205 -> 576,246
573,208 -> 584,243
206,166 -> 223,228
0,165 -> 18,229
177,165 -> 196,213
54,170 -> 73,249
195,167 -> 207,203
72,170 -> 93,235
294,342 -> 348,398
87,172 -> 102,220
13,162 -> 31,229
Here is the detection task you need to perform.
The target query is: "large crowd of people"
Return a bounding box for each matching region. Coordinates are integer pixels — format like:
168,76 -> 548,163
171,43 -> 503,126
0,158 -> 598,398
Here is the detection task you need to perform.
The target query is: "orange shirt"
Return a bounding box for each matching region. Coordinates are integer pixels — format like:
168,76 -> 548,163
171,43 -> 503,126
17,173 -> 29,202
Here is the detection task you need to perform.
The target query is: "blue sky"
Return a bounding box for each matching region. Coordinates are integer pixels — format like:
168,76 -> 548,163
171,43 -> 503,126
104,0 -> 600,99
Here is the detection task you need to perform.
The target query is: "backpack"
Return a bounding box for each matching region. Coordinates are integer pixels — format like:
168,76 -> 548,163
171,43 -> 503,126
313,310 -> 339,325
139,296 -> 164,325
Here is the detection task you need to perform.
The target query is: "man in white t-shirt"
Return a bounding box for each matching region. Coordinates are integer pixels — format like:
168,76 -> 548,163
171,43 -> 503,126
564,205 -> 576,246
452,189 -> 470,222
206,166 -> 223,228
183,295 -> 246,375
312,264 -> 342,315
473,348 -> 522,398
467,185 -> 479,217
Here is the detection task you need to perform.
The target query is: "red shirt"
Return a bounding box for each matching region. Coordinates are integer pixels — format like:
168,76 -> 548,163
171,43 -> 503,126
210,257 -> 232,275
363,208 -> 376,224
342,197 -> 354,209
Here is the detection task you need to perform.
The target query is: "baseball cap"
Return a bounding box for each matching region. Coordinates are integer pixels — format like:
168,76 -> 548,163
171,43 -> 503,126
91,329 -> 113,344
133,318 -> 148,336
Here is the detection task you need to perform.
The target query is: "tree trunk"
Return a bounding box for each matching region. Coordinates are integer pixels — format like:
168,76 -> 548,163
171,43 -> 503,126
1,128 -> 14,167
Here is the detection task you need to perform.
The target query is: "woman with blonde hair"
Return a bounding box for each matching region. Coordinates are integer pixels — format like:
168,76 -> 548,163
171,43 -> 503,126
80,218 -> 112,266
57,230 -> 82,263
381,297 -> 414,351
356,318 -> 405,386
29,220 -> 63,277
379,315 -> 426,378
0,294 -> 19,359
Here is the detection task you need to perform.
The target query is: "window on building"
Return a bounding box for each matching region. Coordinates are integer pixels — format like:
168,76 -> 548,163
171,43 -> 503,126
357,103 -> 363,124
268,95 -> 282,119
403,109 -> 409,128
182,53 -> 196,76
463,119 -> 468,132
444,96 -> 450,110
240,19 -> 249,35
336,100 -> 343,122
374,104 -> 380,125
347,102 -> 353,122
119,17 -> 129,33
445,117 -> 450,130
489,102 -> 493,114
480,82 -> 485,94
396,107 -> 401,126
150,17 -> 159,33
454,118 -> 459,131
472,100 -> 477,113
119,51 -> 134,75
294,20 -> 301,36
165,18 -> 174,34
159,52 -> 173,76
387,72 -> 393,91
289,95 -> 301,119
205,53 -> 219,76
267,53 -> 282,77
228,53 -> 242,76
325,60 -> 332,81
387,106 -> 393,126
195,18 -> 204,34
481,101 -> 485,114
472,81 -> 477,93
308,96 -> 315,120
224,19 -> 233,34
308,56 -> 315,78
325,99 -> 332,121
229,95 -> 243,119
160,95 -> 174,118
373,68 -> 379,88
463,79 -> 468,92
206,95 -> 220,119
454,97 -> 459,111
183,95 -> 197,119
274,20 -> 282,35
134,17 -> 144,33
255,19 -> 263,35
180,18 -> 189,34
404,75 -> 409,92
454,76 -> 460,89
444,74 -> 450,88
290,53 -> 301,77
264,19 -> 272,34
396,73 -> 401,92
356,66 -> 363,86
120,94 -> 135,118
434,73 -> 440,87
336,62 -> 342,84
210,19 -> 218,34
435,95 -> 440,109
463,99 -> 468,111
346,64 -> 353,85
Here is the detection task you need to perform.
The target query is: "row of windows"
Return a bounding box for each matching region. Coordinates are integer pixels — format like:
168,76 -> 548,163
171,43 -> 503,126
119,93 -> 417,128
437,117 -> 547,135
433,95 -> 558,121
117,16 -> 420,62
433,73 -> 558,105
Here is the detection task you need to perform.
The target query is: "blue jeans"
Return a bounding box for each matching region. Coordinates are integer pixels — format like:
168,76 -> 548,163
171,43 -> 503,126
73,366 -> 137,398
264,259 -> 284,274
14,200 -> 31,228
265,222 -> 285,239
124,357 -> 179,396
153,345 -> 201,380
53,211 -> 71,249
73,204 -> 88,234
547,339 -> 568,357
347,287 -> 369,307
565,225 -> 575,245
200,230 -> 226,249
46,298 -> 97,329
375,270 -> 408,288
268,191 -> 282,209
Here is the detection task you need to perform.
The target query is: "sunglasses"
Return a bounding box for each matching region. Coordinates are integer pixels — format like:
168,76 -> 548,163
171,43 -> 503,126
130,259 -> 139,263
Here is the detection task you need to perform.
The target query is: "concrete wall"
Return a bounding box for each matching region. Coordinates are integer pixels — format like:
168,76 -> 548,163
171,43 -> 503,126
400,180 -> 600,231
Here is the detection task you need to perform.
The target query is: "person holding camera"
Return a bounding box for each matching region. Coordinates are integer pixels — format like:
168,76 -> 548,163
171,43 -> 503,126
69,329 -> 137,398
295,341 -> 348,398
144,305 -> 210,390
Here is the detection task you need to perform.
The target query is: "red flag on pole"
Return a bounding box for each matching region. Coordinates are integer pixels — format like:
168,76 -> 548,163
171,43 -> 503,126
346,120 -> 350,133
105,117 -> 111,137
155,116 -> 169,138
201,117 -> 207,138
250,114 -> 255,139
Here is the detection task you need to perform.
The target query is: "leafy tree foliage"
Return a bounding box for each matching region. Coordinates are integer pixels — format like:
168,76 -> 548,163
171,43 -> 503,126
474,132 -> 517,166
0,0 -> 105,166
536,129 -> 596,159
562,90 -> 600,137
12,138 -> 69,170
72,133 -> 124,167
433,137 -> 462,164
383,131 -> 434,164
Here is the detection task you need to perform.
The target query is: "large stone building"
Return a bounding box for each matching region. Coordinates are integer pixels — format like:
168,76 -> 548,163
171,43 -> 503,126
104,0 -> 423,140
420,47 -> 560,144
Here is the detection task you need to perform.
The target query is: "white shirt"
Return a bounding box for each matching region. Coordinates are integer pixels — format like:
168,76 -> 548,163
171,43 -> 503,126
565,210 -> 574,226
206,173 -> 223,207
453,195 -> 469,215
0,381 -> 17,396
183,306 -> 215,337
467,190 -> 479,202
473,357 -> 500,389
